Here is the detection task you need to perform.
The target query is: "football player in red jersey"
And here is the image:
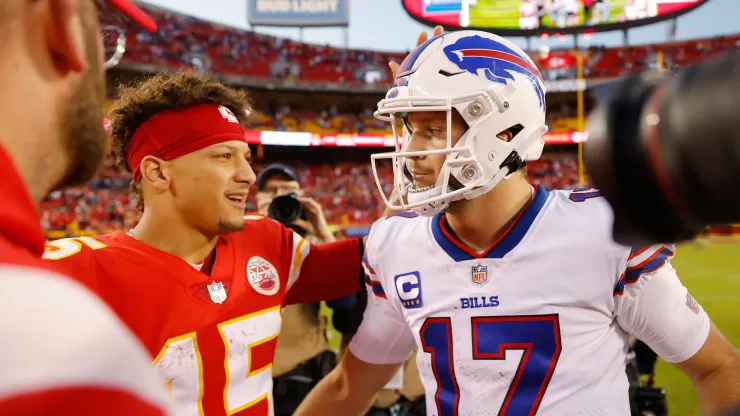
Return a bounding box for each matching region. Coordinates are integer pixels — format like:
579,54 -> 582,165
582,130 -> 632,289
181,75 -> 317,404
42,70 -> 365,416
0,0 -> 171,415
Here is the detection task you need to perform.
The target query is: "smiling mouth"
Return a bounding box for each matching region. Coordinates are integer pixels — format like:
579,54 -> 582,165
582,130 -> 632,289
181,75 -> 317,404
409,183 -> 436,193
225,194 -> 247,209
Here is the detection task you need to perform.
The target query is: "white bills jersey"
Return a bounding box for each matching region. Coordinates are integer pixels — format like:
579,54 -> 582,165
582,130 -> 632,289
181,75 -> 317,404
350,186 -> 709,416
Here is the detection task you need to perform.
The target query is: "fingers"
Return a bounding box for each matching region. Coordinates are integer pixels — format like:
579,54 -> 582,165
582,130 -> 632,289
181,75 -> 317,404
389,61 -> 400,79
416,31 -> 428,47
297,197 -> 321,215
292,219 -> 315,236
390,26 -> 446,80
417,26 -> 444,47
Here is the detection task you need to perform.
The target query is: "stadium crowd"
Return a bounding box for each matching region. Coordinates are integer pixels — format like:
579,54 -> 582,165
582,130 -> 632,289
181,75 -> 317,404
244,104 -> 581,135
106,4 -> 740,86
40,154 -> 584,238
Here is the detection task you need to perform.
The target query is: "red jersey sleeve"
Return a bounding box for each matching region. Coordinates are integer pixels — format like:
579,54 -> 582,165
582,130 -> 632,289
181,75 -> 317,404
0,387 -> 167,416
0,266 -> 172,416
282,227 -> 363,305
41,236 -> 107,290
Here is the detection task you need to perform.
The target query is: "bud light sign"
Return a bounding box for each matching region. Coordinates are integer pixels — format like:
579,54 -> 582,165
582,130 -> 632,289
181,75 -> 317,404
248,0 -> 349,27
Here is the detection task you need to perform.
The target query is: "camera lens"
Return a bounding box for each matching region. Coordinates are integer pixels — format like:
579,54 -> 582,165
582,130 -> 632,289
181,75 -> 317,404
267,193 -> 304,225
585,52 -> 740,246
585,71 -> 695,246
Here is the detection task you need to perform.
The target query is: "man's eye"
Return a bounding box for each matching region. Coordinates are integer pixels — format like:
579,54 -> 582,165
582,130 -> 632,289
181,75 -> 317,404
428,128 -> 443,135
218,153 -> 232,159
245,155 -> 253,163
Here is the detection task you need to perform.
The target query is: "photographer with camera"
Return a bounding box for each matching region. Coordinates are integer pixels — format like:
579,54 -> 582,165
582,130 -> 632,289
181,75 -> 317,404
255,163 -> 344,415
256,164 -> 335,243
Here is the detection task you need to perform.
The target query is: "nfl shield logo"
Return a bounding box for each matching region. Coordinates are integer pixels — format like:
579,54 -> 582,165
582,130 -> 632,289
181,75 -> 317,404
686,293 -> 700,314
471,264 -> 488,286
207,281 -> 227,304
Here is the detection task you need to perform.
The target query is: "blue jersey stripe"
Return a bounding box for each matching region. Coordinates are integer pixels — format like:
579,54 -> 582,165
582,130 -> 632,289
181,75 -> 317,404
370,281 -> 386,298
614,245 -> 675,295
431,186 -> 550,262
624,246 -> 675,284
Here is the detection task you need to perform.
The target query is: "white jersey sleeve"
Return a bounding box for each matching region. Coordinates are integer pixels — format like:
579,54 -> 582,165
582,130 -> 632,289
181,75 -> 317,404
613,244 -> 710,363
348,222 -> 416,365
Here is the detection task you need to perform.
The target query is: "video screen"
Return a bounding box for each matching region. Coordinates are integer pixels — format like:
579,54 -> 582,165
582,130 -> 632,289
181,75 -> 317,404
403,0 -> 708,33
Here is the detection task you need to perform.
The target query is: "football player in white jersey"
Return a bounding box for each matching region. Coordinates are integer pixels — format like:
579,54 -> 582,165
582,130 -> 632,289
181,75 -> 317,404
295,30 -> 740,416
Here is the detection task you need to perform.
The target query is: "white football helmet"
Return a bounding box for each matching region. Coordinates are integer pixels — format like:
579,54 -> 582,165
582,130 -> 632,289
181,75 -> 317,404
371,31 -> 548,216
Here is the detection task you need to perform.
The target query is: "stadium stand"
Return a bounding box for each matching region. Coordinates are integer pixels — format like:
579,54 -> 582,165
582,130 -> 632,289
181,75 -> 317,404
45,3 -> 735,240
40,154 -> 585,239
104,4 -> 740,85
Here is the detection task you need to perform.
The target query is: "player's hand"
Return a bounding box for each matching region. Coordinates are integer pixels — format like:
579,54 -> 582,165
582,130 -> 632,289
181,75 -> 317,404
295,197 -> 335,243
388,25 -> 444,78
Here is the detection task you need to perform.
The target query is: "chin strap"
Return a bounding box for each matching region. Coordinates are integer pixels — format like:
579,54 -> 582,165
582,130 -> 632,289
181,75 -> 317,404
499,150 -> 525,174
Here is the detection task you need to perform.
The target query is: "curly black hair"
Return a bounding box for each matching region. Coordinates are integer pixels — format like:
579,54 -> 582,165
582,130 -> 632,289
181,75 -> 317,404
107,70 -> 253,210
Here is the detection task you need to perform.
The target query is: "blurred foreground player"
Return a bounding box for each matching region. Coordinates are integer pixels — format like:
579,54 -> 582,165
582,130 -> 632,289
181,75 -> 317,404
43,71 -> 365,416
0,0 -> 170,414
296,30 -> 740,416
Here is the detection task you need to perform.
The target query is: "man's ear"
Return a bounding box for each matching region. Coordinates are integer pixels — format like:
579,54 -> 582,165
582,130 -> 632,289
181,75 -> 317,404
44,0 -> 87,74
496,129 -> 514,142
140,156 -> 170,191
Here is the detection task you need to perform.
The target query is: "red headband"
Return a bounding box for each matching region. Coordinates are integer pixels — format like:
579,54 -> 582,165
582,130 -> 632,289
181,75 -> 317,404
125,103 -> 247,181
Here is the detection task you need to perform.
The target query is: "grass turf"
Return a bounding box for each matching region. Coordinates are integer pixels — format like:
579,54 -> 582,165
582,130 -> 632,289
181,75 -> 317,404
654,241 -> 740,415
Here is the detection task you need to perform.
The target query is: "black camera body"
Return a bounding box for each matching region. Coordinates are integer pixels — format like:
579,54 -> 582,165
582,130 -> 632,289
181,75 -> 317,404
626,346 -> 667,416
267,192 -> 308,226
632,387 -> 668,416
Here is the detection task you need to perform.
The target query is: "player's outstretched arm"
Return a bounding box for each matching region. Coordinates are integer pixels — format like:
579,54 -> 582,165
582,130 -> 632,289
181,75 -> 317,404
283,236 -> 364,304
293,349 -> 402,416
672,323 -> 740,416
295,252 -> 416,415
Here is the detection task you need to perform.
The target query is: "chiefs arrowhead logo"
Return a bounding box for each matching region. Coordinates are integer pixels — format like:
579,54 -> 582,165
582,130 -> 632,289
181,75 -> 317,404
246,256 -> 280,296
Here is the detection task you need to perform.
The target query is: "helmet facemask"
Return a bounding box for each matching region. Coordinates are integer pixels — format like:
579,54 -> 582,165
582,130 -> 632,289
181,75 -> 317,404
371,85 -> 544,216
371,92 -> 488,216
371,31 -> 548,216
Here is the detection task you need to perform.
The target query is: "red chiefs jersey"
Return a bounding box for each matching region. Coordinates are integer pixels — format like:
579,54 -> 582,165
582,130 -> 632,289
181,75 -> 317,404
42,214 -> 362,416
0,144 -> 170,416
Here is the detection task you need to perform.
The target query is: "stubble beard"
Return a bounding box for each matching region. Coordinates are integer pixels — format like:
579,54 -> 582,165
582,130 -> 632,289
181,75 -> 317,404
217,218 -> 246,234
55,2 -> 107,190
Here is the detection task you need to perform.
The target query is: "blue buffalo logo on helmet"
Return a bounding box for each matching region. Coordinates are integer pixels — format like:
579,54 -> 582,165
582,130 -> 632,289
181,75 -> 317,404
442,35 -> 546,108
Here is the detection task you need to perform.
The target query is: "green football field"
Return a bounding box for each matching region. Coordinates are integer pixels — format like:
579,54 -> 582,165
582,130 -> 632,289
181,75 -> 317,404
654,241 -> 740,415
468,0 -> 631,29
321,241 -> 740,414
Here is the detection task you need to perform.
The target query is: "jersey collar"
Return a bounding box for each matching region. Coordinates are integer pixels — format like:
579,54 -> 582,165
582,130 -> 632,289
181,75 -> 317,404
431,185 -> 550,262
0,143 -> 46,257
